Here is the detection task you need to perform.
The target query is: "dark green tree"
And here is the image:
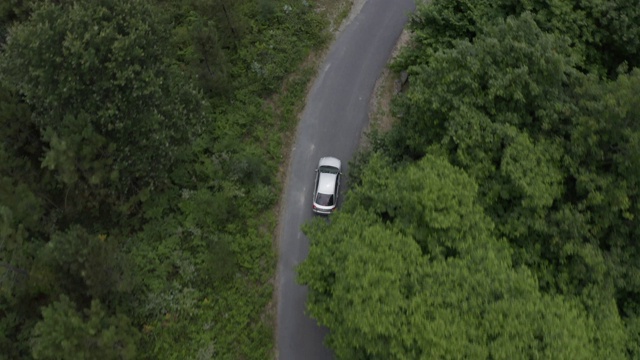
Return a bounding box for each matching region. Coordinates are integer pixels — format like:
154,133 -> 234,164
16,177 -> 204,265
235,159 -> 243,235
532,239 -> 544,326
35,226 -> 136,308
399,0 -> 640,76
387,4 -> 640,356
494,0 -> 640,75
393,0 -> 494,70
565,70 -> 640,308
0,0 -> 37,44
0,0 -> 206,225
31,295 -> 139,360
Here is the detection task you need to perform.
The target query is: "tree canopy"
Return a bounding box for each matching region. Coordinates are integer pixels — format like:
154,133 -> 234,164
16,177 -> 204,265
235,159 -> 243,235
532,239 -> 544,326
31,296 -> 139,360
300,155 -> 627,359
301,0 -> 640,358
1,0 -> 207,225
1,0 -> 330,358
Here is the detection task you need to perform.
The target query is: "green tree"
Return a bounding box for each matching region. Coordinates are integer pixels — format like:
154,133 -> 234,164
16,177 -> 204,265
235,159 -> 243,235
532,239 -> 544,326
393,0 -> 494,70
387,3 -> 640,356
0,87 -> 47,357
31,295 -> 139,360
0,0 -> 206,225
565,70 -> 640,305
35,226 -> 136,308
0,0 -> 333,358
389,13 -> 577,159
0,0 -> 36,44
388,13 -> 587,292
300,155 -> 625,359
399,0 -> 640,76
494,0 -> 640,75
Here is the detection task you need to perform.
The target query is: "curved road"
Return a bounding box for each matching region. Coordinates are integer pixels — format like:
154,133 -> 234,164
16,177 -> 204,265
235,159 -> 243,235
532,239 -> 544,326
276,0 -> 415,359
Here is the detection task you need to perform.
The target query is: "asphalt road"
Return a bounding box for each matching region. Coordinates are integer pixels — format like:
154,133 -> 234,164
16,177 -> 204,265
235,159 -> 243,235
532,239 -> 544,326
275,0 -> 415,359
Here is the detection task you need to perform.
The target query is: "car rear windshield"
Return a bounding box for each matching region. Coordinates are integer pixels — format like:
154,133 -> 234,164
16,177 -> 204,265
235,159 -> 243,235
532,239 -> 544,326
315,193 -> 334,206
319,165 -> 339,174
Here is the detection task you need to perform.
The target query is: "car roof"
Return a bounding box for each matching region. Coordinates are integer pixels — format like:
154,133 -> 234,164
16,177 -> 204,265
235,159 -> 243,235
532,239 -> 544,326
317,172 -> 337,195
318,156 -> 341,170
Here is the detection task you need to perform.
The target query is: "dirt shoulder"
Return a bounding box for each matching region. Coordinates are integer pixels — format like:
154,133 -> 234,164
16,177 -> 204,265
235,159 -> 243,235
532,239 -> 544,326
361,28 -> 411,149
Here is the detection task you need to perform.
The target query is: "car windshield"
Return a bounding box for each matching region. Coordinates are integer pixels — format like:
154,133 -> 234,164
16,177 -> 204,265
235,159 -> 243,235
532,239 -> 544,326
315,193 -> 334,206
319,165 -> 339,174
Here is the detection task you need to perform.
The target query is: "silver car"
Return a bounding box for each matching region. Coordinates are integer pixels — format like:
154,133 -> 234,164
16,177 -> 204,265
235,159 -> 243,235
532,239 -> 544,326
312,157 -> 342,214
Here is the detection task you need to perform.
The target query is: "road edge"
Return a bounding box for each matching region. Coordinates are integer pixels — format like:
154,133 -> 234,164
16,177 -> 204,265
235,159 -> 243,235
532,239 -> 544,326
272,1 -> 369,359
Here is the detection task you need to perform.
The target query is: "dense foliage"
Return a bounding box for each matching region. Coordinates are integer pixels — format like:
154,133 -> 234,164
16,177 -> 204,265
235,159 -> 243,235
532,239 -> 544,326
300,0 -> 640,358
301,155 -> 627,359
1,0 -> 330,358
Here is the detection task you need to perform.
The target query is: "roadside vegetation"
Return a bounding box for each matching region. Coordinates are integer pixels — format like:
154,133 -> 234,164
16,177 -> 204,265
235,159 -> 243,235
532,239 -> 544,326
300,0 -> 640,358
0,0 -> 346,358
